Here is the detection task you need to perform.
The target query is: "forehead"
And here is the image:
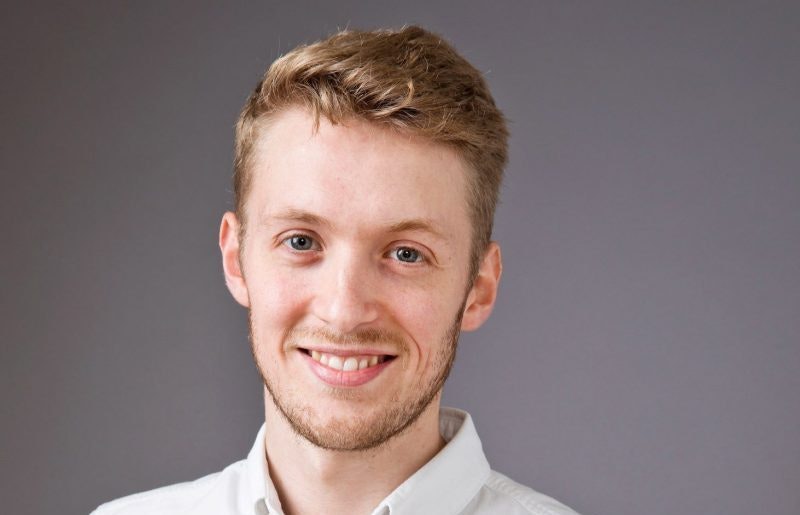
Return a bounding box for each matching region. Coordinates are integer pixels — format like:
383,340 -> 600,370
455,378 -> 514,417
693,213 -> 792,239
247,108 -> 472,238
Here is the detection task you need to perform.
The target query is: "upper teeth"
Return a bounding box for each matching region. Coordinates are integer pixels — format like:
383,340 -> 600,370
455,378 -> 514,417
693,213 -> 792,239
310,350 -> 383,371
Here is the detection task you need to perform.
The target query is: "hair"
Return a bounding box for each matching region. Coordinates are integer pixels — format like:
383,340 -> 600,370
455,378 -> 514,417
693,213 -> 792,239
233,25 -> 508,279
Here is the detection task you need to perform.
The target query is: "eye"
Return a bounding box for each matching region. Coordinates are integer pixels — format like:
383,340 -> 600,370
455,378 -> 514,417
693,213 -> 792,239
283,234 -> 319,251
393,246 -> 423,263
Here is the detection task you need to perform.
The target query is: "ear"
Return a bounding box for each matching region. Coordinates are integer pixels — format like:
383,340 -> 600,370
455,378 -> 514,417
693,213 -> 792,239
219,211 -> 250,308
461,242 -> 502,331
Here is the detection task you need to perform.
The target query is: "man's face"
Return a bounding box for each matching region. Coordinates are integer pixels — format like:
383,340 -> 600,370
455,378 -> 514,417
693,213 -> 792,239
221,107 -> 497,451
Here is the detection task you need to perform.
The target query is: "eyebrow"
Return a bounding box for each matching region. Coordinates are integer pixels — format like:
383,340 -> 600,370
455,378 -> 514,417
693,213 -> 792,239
386,219 -> 446,239
268,208 -> 333,229
266,209 -> 446,239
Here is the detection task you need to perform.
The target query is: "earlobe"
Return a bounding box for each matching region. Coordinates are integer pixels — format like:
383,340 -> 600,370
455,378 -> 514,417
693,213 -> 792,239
461,242 -> 502,332
219,211 -> 250,308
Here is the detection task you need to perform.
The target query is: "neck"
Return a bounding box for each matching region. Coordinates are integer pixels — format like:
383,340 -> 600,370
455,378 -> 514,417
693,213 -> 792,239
262,390 -> 446,515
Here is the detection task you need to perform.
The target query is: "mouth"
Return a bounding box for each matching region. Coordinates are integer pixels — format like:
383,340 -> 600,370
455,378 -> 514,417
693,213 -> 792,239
300,348 -> 396,371
298,348 -> 398,387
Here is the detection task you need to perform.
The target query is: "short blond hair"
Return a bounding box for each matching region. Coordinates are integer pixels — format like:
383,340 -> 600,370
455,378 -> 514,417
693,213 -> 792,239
234,26 -> 508,278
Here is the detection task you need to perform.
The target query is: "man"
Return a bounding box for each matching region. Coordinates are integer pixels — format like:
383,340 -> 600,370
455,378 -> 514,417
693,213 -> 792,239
94,26 -> 580,515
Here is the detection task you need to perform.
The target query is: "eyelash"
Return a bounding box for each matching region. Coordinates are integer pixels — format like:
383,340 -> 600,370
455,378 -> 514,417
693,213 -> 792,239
281,233 -> 322,252
279,233 -> 427,265
391,246 -> 424,264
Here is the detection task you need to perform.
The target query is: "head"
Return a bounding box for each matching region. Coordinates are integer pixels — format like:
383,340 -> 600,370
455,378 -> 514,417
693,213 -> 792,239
233,25 -> 508,280
220,26 -> 507,451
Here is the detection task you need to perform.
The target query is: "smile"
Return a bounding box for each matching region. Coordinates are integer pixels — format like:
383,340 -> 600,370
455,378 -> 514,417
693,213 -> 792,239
308,350 -> 389,371
299,348 -> 397,387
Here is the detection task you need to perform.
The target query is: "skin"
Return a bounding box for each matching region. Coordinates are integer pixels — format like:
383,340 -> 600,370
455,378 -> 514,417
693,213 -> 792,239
219,107 -> 502,515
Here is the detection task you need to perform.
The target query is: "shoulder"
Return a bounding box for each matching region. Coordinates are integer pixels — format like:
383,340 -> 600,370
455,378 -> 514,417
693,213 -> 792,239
463,470 -> 582,515
91,460 -> 247,515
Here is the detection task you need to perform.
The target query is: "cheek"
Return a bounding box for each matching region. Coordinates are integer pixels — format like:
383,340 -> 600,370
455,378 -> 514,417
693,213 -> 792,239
247,267 -> 313,332
395,287 -> 460,365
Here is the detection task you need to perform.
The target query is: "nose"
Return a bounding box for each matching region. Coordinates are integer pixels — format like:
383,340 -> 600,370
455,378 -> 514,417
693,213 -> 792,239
311,249 -> 379,333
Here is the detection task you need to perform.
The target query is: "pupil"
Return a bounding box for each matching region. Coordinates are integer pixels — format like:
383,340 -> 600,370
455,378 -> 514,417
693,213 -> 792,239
293,236 -> 309,249
398,248 -> 416,262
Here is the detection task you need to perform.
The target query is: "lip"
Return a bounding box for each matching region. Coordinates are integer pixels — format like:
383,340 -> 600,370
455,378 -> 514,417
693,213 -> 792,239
300,350 -> 394,387
300,346 -> 394,357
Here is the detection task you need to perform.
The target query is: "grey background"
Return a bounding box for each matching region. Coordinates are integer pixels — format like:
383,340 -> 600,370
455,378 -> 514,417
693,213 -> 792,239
2,1 -> 798,514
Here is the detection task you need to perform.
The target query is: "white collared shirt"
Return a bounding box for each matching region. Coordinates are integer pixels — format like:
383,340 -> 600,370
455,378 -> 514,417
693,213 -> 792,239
93,408 -> 580,515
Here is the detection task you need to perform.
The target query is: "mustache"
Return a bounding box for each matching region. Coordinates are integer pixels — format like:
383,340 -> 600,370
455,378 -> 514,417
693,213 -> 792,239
285,326 -> 408,352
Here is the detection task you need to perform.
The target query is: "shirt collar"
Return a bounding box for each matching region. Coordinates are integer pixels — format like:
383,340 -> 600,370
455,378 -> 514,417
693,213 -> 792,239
243,423 -> 282,514
372,407 -> 491,515
242,407 -> 490,515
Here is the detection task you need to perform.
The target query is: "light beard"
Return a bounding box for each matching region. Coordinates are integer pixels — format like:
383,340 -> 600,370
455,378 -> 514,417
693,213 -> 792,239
248,308 -> 464,452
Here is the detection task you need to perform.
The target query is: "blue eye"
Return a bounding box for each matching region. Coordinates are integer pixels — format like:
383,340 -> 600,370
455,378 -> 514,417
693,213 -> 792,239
394,247 -> 422,263
286,234 -> 316,251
